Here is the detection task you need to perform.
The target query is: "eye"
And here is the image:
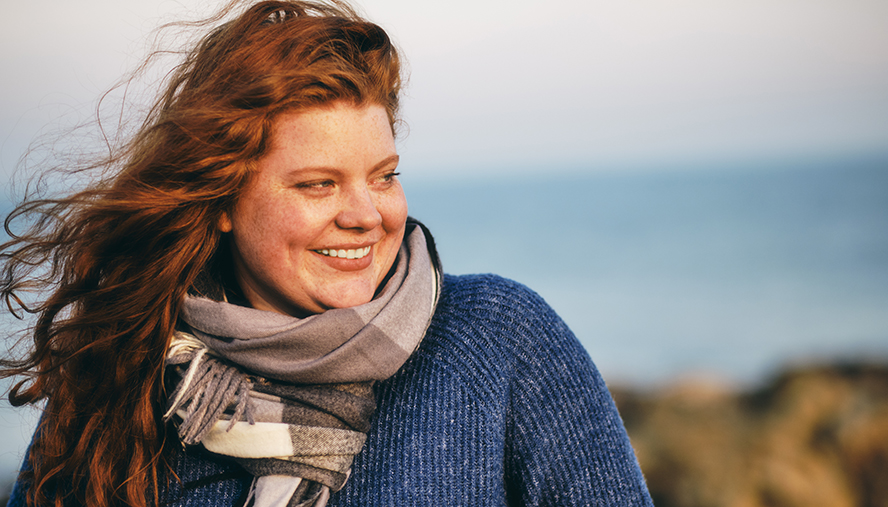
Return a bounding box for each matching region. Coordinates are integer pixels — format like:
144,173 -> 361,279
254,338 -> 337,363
373,171 -> 400,186
295,180 -> 335,190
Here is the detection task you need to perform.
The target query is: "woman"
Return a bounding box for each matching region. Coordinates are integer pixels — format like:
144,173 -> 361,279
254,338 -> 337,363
2,1 -> 654,506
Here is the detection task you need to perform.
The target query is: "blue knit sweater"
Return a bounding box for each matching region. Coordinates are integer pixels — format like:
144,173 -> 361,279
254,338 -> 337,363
8,274 -> 653,507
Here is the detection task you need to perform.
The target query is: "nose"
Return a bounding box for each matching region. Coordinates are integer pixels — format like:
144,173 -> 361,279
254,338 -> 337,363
335,185 -> 383,231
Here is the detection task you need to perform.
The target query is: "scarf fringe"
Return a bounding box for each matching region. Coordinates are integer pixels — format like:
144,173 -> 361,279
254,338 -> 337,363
164,332 -> 254,445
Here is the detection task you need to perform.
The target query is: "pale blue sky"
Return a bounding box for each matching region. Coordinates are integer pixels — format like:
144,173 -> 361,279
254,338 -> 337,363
1,0 -> 887,181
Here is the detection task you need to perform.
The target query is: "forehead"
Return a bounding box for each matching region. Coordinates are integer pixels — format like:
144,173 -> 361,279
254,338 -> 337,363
272,100 -> 394,135
262,102 -> 396,168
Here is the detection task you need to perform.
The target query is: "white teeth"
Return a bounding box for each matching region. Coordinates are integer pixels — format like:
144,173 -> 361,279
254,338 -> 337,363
316,246 -> 372,259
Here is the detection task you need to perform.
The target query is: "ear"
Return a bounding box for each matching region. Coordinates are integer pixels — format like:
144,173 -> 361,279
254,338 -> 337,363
218,211 -> 233,233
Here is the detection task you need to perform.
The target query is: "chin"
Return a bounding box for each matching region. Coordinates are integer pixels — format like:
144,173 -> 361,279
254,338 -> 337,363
317,284 -> 379,311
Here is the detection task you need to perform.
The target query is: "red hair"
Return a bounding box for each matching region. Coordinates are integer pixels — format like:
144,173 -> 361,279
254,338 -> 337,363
0,2 -> 401,505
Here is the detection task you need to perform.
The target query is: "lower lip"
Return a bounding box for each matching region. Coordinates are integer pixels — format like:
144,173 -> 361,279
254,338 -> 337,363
313,249 -> 374,271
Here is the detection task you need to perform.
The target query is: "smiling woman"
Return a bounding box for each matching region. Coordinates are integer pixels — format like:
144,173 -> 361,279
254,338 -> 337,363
220,103 -> 408,317
0,1 -> 652,507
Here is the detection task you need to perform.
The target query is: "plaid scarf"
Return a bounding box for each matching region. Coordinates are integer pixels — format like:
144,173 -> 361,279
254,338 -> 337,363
164,221 -> 441,507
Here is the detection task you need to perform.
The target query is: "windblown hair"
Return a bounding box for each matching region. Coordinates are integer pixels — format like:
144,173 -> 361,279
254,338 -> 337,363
0,2 -> 401,505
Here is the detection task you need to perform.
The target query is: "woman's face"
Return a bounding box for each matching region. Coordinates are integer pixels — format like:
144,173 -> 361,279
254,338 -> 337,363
219,101 -> 408,317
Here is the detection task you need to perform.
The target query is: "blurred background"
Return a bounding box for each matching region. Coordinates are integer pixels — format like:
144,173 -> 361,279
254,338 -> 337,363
2,0 -> 887,505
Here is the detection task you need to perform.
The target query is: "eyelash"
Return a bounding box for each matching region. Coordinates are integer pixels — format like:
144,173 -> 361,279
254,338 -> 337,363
294,172 -> 399,190
296,180 -> 334,189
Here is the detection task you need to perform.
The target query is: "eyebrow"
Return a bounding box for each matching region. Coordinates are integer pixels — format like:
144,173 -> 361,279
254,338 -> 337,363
372,154 -> 400,171
285,154 -> 400,177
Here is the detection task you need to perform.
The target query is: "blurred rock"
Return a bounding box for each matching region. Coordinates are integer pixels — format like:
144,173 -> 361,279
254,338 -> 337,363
611,362 -> 888,507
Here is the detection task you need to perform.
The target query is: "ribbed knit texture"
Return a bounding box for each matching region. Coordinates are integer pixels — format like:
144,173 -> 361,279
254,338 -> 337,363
7,274 -> 653,507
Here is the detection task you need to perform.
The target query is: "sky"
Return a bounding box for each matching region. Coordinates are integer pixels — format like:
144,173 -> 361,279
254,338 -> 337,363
1,0 -> 887,182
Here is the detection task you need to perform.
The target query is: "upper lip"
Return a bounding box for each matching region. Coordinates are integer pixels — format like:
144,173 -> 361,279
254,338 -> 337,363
313,242 -> 376,251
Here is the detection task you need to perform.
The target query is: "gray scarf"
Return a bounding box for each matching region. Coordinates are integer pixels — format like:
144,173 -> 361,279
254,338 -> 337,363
164,221 -> 442,507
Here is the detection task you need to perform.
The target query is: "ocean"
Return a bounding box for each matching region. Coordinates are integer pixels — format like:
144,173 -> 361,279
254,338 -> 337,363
403,155 -> 888,386
2,155 -> 887,484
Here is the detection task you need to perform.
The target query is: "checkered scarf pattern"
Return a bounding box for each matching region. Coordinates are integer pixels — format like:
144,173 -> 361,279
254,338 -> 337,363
163,222 -> 441,507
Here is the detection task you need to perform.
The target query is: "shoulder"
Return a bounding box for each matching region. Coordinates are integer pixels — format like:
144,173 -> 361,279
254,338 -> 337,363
439,272 -> 546,305
432,273 -> 581,356
419,273 -> 592,393
435,273 -> 567,332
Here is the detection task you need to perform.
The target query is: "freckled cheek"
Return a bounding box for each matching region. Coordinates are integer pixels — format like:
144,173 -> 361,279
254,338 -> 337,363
379,191 -> 409,231
238,203 -> 309,257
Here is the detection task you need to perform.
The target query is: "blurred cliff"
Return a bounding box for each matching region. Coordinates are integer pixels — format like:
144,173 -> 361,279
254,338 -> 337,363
612,362 -> 888,507
2,362 -> 886,505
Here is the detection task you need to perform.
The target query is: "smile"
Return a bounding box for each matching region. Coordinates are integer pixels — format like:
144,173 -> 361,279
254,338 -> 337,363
315,246 -> 372,259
